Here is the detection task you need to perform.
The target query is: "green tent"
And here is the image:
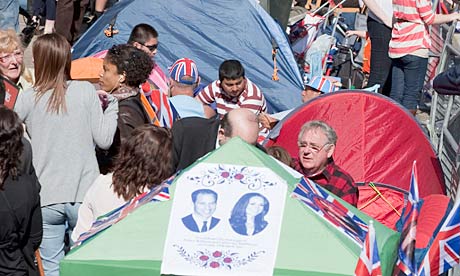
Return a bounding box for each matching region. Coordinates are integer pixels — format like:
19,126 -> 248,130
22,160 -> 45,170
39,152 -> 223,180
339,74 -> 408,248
61,138 -> 399,276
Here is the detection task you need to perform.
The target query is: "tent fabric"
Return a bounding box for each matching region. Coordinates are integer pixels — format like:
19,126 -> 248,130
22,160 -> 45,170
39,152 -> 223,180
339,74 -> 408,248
357,183 -> 406,230
70,57 -> 103,82
414,194 -> 451,249
61,138 -> 399,276
264,91 -> 445,197
71,0 -> 304,113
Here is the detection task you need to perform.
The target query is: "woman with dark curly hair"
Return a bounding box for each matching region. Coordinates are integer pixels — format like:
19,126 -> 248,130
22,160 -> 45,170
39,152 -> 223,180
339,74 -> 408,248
97,44 -> 154,173
229,193 -> 269,236
0,105 -> 42,276
72,124 -> 173,242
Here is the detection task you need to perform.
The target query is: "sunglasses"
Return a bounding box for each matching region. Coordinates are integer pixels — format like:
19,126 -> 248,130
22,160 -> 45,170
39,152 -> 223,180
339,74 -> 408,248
141,42 -> 158,51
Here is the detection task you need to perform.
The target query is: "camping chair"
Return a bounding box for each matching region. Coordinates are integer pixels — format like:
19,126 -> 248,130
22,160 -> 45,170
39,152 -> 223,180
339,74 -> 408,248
306,0 -> 322,10
289,0 -> 346,81
324,12 -> 366,89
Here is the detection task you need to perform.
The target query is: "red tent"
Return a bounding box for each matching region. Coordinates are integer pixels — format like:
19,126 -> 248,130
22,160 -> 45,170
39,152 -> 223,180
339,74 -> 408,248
264,91 -> 445,197
357,182 -> 406,229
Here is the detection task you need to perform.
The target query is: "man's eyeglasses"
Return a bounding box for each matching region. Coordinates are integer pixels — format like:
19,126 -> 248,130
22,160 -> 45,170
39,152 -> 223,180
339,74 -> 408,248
141,43 -> 158,51
0,50 -> 23,64
298,142 -> 330,153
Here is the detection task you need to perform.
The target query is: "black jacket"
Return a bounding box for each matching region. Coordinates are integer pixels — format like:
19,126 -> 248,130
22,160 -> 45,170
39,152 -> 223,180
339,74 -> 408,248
172,117 -> 266,171
433,65 -> 460,95
0,139 -> 42,276
97,93 -> 151,174
172,117 -> 220,171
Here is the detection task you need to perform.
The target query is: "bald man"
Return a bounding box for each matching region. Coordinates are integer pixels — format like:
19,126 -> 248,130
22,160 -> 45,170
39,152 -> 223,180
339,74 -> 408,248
172,108 -> 263,171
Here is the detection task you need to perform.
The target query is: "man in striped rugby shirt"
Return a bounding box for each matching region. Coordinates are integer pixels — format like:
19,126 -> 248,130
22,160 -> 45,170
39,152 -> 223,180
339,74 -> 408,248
195,59 -> 266,119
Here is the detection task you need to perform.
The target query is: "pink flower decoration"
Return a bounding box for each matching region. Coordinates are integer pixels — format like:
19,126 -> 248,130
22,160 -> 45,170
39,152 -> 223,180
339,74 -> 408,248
223,257 -> 232,263
234,174 -> 244,180
221,172 -> 230,178
199,255 -> 209,261
210,261 -> 220,268
212,251 -> 222,257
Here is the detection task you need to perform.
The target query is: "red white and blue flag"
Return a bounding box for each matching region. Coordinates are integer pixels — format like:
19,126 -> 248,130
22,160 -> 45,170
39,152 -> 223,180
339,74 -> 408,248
354,221 -> 382,276
394,161 -> 420,276
74,174 -> 176,247
418,198 -> 460,276
292,177 -> 368,246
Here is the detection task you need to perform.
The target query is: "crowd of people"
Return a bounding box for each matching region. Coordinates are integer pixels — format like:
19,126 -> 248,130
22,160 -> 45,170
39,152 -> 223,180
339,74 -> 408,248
1,0 -> 459,274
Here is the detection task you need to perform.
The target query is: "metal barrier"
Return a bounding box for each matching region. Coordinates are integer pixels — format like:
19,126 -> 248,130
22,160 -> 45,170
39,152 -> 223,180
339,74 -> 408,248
427,2 -> 460,206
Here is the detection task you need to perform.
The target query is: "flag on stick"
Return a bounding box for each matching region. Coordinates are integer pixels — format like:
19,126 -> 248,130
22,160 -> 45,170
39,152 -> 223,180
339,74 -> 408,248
355,221 -> 382,276
394,161 -> 420,276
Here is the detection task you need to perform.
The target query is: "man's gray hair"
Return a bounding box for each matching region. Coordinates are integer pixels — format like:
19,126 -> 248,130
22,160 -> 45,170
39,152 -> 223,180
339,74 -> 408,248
298,120 -> 337,145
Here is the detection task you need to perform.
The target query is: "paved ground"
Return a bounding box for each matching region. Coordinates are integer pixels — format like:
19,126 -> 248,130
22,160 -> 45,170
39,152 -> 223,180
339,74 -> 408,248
19,15 -> 35,69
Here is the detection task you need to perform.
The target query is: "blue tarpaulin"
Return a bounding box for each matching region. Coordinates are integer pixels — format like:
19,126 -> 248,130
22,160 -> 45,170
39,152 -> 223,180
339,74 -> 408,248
72,0 -> 303,112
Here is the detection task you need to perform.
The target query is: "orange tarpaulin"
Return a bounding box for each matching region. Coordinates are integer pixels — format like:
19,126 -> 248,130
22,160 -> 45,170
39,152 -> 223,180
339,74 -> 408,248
70,57 -> 103,82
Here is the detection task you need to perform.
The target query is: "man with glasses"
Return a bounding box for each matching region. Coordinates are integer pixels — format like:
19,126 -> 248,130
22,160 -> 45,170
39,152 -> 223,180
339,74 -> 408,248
293,120 -> 357,206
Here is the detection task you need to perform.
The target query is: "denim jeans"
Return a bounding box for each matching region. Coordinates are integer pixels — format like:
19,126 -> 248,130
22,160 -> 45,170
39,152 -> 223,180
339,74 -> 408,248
32,0 -> 56,20
41,203 -> 80,276
0,0 -> 19,31
390,55 -> 428,110
366,17 -> 393,96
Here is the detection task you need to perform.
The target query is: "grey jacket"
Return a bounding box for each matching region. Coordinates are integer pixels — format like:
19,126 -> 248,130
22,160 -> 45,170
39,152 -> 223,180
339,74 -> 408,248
15,81 -> 118,206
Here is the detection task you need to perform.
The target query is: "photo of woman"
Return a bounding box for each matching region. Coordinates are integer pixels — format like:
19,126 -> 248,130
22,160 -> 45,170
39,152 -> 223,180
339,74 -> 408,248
229,193 -> 269,236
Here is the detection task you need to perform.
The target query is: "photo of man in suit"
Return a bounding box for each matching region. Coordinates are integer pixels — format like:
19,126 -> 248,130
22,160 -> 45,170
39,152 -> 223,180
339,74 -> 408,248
182,189 -> 220,233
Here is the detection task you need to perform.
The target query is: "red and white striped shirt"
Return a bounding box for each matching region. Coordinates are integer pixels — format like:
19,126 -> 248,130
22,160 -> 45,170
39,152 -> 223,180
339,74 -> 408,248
389,0 -> 435,58
196,78 -> 267,118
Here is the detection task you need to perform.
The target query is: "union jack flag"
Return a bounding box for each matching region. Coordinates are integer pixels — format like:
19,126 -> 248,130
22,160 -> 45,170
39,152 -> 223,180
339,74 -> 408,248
74,174 -> 176,247
292,177 -> 368,246
394,161 -> 420,276
418,199 -> 460,276
355,221 -> 382,276
141,80 -> 177,128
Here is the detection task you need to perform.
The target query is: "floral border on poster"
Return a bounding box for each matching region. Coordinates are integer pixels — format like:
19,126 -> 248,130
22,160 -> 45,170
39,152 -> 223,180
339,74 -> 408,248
186,164 -> 277,191
173,244 -> 265,270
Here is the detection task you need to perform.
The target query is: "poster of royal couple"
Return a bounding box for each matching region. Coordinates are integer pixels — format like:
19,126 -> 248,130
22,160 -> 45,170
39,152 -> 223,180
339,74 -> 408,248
161,163 -> 288,276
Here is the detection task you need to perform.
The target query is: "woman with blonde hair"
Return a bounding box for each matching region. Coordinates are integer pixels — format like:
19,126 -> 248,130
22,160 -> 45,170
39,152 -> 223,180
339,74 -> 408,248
14,33 -> 118,276
0,29 -> 34,91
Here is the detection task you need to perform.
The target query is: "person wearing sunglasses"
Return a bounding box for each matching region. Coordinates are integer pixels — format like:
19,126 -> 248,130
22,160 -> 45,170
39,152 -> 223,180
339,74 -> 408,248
293,120 -> 357,206
0,29 -> 34,92
92,23 -> 168,96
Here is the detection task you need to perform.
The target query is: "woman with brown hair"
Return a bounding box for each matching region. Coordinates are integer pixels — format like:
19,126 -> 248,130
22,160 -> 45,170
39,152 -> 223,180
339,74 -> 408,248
14,33 -> 118,276
0,105 -> 42,276
72,124 -> 173,242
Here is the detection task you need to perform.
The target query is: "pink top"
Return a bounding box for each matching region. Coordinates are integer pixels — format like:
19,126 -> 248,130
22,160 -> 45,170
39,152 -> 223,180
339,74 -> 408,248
389,0 -> 435,58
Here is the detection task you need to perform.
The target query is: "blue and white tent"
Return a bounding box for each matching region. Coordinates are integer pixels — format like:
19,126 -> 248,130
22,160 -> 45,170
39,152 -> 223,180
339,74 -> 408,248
72,0 -> 303,112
